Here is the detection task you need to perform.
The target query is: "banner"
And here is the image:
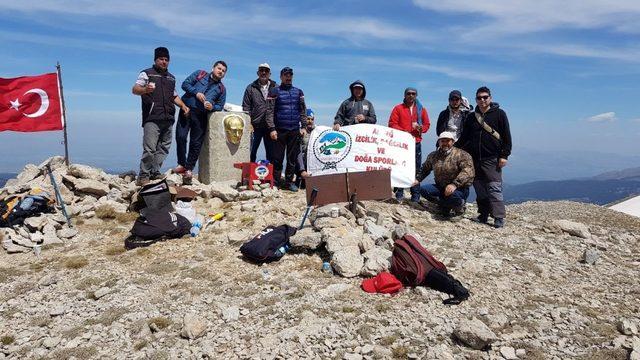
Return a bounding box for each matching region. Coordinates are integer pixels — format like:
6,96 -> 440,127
0,73 -> 64,132
307,124 -> 416,188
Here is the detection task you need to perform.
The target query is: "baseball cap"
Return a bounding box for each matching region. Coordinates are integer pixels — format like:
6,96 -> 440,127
438,131 -> 456,140
280,67 -> 293,75
449,90 -> 462,100
258,63 -> 270,70
361,272 -> 403,294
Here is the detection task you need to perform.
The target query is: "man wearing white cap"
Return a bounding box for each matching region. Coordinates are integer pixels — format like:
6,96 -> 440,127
243,63 -> 277,162
412,131 -> 475,217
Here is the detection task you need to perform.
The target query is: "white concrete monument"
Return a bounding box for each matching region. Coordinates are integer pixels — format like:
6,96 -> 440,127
198,111 -> 250,184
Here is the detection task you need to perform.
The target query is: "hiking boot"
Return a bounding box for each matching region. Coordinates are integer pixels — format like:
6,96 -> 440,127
443,279 -> 470,305
410,194 -> 421,203
494,218 -> 505,228
475,213 -> 489,224
136,177 -> 150,187
182,170 -> 193,185
286,183 -> 299,192
452,205 -> 466,217
150,173 -> 163,180
173,165 -> 186,174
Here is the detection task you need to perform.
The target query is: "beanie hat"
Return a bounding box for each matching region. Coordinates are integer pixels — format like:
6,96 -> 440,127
306,108 -> 315,118
154,47 -> 170,61
404,87 -> 418,95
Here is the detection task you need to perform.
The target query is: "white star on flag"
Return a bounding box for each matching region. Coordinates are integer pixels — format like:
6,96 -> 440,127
10,99 -> 21,111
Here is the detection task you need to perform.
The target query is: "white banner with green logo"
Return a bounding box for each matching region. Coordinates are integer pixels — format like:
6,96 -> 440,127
306,124 -> 416,188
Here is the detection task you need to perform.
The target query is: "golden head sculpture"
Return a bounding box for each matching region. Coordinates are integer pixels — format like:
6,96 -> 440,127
223,115 -> 244,145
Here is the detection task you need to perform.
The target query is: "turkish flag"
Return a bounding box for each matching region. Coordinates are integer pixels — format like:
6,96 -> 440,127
0,73 -> 64,132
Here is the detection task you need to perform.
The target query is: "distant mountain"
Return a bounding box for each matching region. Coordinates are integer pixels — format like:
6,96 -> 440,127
590,167 -> 640,181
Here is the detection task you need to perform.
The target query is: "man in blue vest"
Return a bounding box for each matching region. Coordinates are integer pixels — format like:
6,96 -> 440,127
174,60 -> 227,184
132,47 -> 189,186
266,67 -> 307,191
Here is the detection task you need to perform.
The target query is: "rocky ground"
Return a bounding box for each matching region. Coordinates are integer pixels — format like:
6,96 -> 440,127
1,160 -> 639,359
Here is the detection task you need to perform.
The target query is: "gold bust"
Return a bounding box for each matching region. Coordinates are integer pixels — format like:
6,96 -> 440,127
223,115 -> 244,145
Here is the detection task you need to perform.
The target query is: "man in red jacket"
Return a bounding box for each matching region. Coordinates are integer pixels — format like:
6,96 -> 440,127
388,87 -> 430,202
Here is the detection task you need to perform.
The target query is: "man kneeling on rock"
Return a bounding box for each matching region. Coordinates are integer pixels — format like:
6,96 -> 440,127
412,131 -> 474,217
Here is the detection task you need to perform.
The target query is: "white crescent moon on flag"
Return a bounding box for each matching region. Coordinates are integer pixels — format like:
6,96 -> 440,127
22,88 -> 49,118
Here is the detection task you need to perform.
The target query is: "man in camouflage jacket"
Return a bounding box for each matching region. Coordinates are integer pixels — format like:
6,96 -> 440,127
413,131 -> 475,216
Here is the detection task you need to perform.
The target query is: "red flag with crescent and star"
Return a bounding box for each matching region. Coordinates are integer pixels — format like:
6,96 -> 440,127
0,73 -> 64,132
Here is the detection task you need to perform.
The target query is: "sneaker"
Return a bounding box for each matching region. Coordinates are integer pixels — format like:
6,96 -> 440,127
286,183 -> 299,192
182,170 -> 193,185
475,213 -> 489,224
150,173 -> 163,180
494,218 -> 505,228
173,165 -> 187,174
136,177 -> 150,187
443,279 -> 470,305
439,207 -> 452,217
410,194 -> 421,203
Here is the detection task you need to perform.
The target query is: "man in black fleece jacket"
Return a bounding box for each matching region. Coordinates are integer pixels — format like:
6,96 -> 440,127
456,86 -> 512,228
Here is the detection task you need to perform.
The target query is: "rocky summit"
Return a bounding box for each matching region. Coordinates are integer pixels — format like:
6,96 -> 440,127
0,158 -> 639,359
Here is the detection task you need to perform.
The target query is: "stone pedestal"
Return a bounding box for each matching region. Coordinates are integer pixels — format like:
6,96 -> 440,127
198,111 -> 250,184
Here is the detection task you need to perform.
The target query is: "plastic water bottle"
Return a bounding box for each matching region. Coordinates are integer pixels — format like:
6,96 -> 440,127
322,262 -> 333,274
19,197 -> 34,210
190,215 -> 203,237
274,243 -> 290,258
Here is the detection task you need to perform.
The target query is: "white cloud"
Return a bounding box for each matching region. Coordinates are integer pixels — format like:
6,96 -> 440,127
586,112 -> 617,122
412,0 -> 640,35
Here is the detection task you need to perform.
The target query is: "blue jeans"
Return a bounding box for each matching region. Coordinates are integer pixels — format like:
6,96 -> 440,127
419,183 -> 469,210
250,127 -> 273,163
395,142 -> 422,200
175,108 -> 207,170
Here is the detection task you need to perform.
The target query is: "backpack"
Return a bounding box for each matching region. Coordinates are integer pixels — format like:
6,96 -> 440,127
390,234 -> 447,286
240,225 -> 297,263
390,234 -> 469,305
0,194 -> 54,228
130,179 -> 173,212
125,209 -> 191,249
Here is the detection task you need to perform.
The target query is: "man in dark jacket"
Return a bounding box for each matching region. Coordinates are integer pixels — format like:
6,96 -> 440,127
436,90 -> 471,142
243,63 -> 277,162
266,67 -> 307,191
174,60 -> 227,184
333,80 -> 376,130
456,86 -> 512,228
132,47 -> 189,186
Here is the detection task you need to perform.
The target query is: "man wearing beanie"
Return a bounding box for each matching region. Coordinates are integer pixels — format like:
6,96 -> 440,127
388,87 -> 430,202
265,67 -> 307,191
333,80 -> 377,130
436,90 -> 472,142
132,47 -> 189,186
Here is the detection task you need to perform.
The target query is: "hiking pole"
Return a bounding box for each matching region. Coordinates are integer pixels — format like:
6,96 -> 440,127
45,163 -> 72,228
299,188 -> 318,229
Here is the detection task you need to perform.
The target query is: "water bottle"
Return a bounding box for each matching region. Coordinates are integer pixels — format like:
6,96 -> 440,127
274,243 -> 290,258
190,215 -> 203,237
322,262 -> 333,274
19,197 -> 34,210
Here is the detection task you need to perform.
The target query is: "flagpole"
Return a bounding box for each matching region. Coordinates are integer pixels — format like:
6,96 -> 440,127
56,62 -> 70,166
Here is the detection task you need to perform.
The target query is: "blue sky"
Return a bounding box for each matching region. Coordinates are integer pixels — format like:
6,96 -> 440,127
1,0 -> 639,182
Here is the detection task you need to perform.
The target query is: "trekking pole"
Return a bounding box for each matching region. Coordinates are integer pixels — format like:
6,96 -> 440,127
45,163 -> 72,228
299,188 -> 318,230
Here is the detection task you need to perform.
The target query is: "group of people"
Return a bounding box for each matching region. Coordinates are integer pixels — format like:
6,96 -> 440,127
132,47 -> 512,228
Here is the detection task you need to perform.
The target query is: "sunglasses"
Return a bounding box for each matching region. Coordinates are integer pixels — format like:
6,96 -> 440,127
476,95 -> 490,100
449,97 -> 461,101
405,92 -> 417,96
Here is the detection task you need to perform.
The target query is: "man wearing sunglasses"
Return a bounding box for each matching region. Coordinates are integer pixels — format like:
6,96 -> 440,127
243,63 -> 277,163
457,86 -> 512,228
388,87 -> 430,202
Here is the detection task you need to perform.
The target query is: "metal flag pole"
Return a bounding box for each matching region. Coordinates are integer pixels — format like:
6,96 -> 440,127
56,62 -> 70,166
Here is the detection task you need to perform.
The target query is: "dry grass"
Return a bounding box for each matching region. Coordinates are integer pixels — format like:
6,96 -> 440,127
1,335 -> 15,345
379,335 -> 397,346
392,346 -> 409,359
50,346 -> 98,360
115,211 -> 138,223
148,317 -> 172,332
64,255 -> 88,269
94,205 -> 117,219
134,340 -> 148,351
86,307 -> 128,327
29,315 -> 52,327
105,245 -> 126,256
145,262 -> 179,276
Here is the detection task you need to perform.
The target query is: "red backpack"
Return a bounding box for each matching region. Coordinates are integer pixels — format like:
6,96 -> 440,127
390,234 -> 447,286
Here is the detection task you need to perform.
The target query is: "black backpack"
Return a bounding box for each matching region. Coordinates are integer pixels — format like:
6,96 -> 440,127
240,225 -> 297,263
125,209 -> 191,249
0,194 -> 54,228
